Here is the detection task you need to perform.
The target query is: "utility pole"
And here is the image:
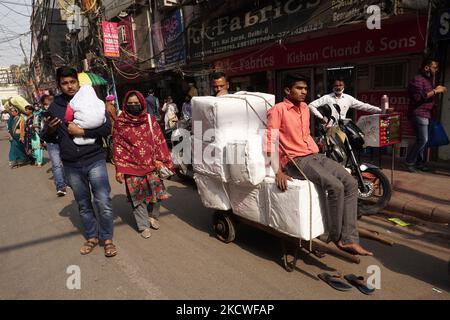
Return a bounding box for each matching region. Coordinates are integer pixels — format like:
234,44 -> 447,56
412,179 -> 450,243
19,39 -> 34,101
19,39 -> 29,65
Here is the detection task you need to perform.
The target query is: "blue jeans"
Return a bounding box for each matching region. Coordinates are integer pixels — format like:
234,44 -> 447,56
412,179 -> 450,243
406,116 -> 429,167
47,142 -> 67,191
64,160 -> 114,241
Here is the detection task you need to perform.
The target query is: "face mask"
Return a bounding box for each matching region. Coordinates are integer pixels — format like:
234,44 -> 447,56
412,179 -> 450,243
126,104 -> 142,116
333,88 -> 344,95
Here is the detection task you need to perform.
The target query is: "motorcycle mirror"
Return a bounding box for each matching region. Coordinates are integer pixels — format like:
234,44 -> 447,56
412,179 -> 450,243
317,104 -> 332,120
333,103 -> 341,114
333,104 -> 342,120
330,116 -> 337,124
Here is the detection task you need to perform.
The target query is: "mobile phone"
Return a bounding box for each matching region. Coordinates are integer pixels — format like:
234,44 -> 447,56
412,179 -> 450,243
42,111 -> 55,120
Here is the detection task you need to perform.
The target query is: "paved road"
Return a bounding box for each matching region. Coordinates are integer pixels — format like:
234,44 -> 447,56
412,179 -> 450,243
0,123 -> 449,300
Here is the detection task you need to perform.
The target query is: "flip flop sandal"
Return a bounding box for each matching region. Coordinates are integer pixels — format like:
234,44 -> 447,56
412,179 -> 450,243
318,273 -> 353,292
80,240 -> 98,255
312,250 -> 326,259
104,243 -> 117,258
344,274 -> 375,295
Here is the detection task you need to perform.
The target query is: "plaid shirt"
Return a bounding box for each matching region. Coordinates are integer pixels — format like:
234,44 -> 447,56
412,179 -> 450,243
407,73 -> 435,119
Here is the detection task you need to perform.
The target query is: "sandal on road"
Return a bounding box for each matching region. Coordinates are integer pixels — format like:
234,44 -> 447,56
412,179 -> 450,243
344,274 -> 375,295
80,239 -> 98,255
104,242 -> 117,258
318,273 -> 353,292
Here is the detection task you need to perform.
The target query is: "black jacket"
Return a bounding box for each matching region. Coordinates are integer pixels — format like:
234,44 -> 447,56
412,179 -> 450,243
41,93 -> 111,168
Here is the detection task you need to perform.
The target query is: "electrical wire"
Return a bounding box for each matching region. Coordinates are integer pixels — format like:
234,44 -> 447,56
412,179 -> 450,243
0,1 -> 30,17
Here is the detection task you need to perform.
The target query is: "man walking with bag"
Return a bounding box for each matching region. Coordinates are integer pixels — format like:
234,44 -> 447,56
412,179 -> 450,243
405,57 -> 447,173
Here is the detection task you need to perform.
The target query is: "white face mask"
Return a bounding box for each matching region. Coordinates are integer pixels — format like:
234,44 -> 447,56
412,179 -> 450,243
333,87 -> 344,95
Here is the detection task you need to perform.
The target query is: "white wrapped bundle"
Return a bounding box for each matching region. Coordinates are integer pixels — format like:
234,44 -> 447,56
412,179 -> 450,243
228,183 -> 267,225
226,134 -> 267,186
194,174 -> 231,211
264,177 -> 325,240
191,93 -> 273,145
192,138 -> 229,182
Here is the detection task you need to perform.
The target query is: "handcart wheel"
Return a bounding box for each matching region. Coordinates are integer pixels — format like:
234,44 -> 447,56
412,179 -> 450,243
281,240 -> 299,272
213,211 -> 236,243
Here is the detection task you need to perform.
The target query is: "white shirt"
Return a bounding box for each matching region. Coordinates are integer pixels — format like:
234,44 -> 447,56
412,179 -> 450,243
309,92 -> 381,121
162,102 -> 179,130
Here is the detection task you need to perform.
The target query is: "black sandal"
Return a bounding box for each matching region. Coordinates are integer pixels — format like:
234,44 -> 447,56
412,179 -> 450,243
344,274 -> 375,295
318,273 -> 353,292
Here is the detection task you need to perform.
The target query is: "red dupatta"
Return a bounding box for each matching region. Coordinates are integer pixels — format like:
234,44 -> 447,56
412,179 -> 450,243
113,90 -> 173,176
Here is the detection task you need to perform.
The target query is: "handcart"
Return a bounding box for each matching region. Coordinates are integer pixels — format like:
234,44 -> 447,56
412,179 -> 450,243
212,209 -> 393,272
192,92 -> 393,272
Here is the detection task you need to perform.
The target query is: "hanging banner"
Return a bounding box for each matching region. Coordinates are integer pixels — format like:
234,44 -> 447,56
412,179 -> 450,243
152,9 -> 186,72
102,21 -> 120,58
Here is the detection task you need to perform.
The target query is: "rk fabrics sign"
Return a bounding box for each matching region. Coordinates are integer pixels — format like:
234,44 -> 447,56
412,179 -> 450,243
188,0 -> 394,59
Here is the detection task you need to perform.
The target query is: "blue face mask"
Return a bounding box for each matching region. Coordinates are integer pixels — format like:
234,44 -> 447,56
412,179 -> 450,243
126,104 -> 142,116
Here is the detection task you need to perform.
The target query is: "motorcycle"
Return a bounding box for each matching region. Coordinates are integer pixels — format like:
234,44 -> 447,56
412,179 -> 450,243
315,104 -> 392,216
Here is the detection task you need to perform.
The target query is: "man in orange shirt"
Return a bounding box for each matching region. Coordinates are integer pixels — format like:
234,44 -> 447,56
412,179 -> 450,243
267,73 -> 372,256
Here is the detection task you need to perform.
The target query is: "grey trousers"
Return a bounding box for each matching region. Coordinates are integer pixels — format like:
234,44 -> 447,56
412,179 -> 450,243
132,202 -> 161,232
285,153 -> 359,245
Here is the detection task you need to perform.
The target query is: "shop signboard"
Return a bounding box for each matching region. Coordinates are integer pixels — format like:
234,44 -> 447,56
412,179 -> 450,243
215,16 -> 427,77
102,21 -> 120,58
152,9 -> 186,72
188,0 -> 394,59
436,8 -> 450,41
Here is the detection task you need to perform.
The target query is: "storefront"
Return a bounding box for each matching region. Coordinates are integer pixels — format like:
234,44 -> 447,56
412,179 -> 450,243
214,15 -> 427,142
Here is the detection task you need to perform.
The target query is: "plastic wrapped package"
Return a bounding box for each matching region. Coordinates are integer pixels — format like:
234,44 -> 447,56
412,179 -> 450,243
264,177 -> 325,240
194,174 -> 231,211
192,138 -> 229,182
191,93 -> 273,144
228,183 -> 267,225
226,134 -> 267,186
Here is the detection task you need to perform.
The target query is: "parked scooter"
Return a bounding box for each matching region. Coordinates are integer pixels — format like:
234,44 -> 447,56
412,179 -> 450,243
315,104 -> 392,216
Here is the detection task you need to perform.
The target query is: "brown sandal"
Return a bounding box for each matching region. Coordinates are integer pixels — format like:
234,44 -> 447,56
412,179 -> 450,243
80,239 -> 98,255
104,242 -> 117,257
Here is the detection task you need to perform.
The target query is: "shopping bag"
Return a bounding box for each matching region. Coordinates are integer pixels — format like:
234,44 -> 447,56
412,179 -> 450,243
428,120 -> 449,147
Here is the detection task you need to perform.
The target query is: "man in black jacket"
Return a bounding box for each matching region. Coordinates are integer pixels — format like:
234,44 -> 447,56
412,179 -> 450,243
41,66 -> 117,257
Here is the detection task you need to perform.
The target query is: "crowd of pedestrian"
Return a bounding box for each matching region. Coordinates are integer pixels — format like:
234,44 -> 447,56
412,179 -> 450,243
0,66 -> 187,257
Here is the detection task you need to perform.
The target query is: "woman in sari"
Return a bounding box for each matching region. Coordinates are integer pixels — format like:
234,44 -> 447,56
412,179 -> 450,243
24,105 -> 44,166
7,107 -> 28,168
113,91 -> 174,239
32,105 -> 45,166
